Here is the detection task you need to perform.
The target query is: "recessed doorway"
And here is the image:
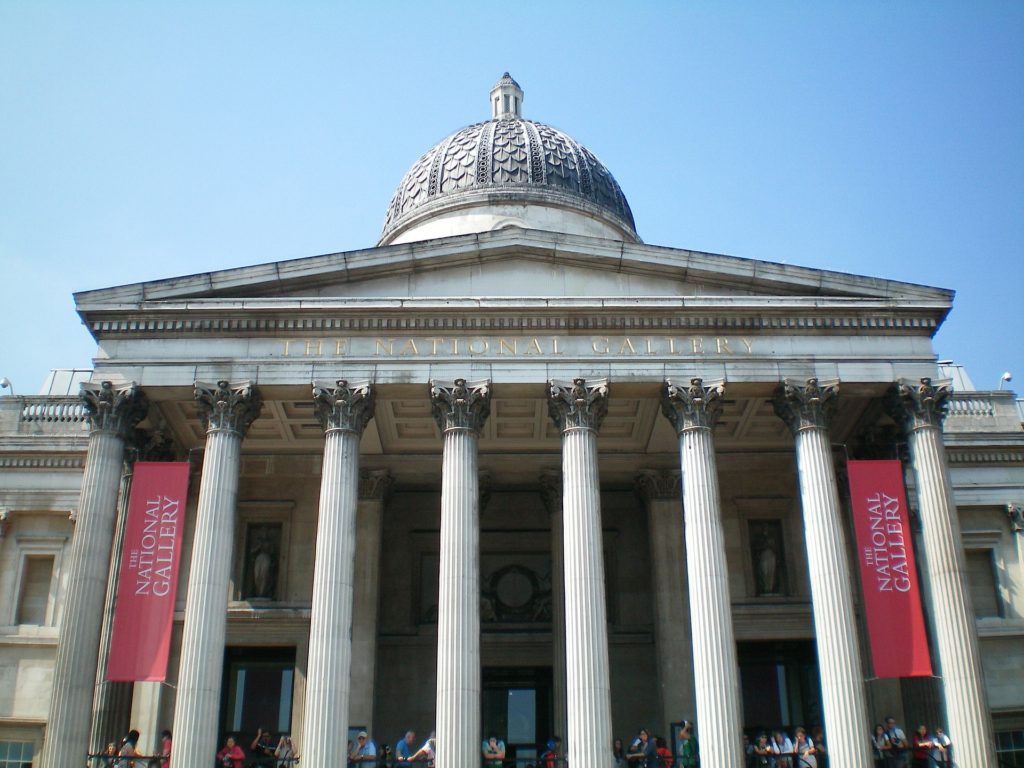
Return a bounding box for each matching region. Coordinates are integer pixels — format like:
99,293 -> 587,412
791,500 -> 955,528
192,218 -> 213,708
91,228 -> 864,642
219,646 -> 296,744
482,666 -> 553,765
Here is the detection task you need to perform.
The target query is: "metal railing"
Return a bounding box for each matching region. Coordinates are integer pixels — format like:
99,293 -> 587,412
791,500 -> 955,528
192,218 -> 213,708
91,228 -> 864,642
86,756 -> 300,767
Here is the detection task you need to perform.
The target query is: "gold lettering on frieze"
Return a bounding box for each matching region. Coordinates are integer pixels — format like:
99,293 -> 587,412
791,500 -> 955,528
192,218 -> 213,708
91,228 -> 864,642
279,335 -> 755,358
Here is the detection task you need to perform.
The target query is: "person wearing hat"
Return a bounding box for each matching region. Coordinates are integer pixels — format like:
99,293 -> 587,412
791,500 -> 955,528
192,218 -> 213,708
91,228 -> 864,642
350,730 -> 378,765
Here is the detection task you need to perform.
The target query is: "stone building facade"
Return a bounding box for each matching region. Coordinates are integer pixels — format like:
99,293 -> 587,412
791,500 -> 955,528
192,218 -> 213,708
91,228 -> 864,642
1,74 -> 1023,767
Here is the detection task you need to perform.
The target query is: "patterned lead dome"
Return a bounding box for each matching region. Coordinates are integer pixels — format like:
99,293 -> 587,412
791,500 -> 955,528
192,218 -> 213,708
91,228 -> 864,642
380,75 -> 637,244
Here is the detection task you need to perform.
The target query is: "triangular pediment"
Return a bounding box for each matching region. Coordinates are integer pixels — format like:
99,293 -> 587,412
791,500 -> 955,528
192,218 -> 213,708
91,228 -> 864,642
75,226 -> 952,309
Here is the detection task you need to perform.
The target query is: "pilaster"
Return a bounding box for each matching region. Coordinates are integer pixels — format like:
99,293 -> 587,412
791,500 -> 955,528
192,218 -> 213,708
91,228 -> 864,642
349,469 -> 393,731
540,470 -> 567,742
635,469 -> 697,731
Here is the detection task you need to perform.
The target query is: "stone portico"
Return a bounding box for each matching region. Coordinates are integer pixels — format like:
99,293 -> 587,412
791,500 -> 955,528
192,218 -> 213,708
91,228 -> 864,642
1,75 -> 1021,768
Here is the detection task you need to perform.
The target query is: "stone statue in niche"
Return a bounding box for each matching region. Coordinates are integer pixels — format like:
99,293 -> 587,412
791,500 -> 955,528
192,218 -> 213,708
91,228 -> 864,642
244,523 -> 281,600
750,520 -> 786,596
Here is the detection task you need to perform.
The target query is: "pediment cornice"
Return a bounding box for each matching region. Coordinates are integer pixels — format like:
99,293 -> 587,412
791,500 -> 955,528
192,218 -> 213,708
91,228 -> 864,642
75,227 -> 953,309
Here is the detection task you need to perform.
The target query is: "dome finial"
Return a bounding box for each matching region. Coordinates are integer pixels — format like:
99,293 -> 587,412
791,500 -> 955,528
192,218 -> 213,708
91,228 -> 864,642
490,72 -> 523,120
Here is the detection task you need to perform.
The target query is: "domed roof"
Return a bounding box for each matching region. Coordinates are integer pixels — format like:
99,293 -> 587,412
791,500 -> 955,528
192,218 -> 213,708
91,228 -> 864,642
380,74 -> 637,245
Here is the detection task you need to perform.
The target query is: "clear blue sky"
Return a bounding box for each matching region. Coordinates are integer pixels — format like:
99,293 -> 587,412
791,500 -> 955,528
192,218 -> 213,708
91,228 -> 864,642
2,2 -> 1021,395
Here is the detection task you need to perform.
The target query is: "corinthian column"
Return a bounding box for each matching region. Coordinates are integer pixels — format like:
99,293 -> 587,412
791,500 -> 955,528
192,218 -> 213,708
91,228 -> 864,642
173,381 -> 261,762
773,379 -> 871,768
887,378 -> 995,766
661,379 -> 742,767
430,378 -> 491,768
41,382 -> 146,768
548,377 -> 613,768
303,380 -> 374,768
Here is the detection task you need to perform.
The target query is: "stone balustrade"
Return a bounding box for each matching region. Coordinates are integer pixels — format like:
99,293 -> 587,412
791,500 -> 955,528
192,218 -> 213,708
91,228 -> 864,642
0,395 -> 89,435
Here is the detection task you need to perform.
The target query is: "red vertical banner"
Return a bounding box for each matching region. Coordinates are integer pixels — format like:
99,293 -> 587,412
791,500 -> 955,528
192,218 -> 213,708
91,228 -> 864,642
107,462 -> 190,682
847,460 -> 932,678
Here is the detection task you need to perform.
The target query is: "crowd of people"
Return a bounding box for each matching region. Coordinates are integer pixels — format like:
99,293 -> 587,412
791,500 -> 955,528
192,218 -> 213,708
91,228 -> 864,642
91,716 -> 957,768
745,726 -> 824,767
94,729 -> 171,766
216,728 -> 296,767
871,717 -> 953,767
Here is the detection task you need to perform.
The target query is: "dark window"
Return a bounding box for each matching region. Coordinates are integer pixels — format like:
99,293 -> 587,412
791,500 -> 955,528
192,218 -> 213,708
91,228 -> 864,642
965,549 -> 1001,617
17,556 -> 54,625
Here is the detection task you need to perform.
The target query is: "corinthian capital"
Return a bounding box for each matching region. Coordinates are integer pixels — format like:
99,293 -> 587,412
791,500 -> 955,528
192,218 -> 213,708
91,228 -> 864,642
548,377 -> 609,433
635,470 -> 682,504
359,469 -> 394,501
313,379 -> 374,434
539,470 -> 562,515
885,377 -> 952,432
80,381 -> 147,440
662,378 -> 725,433
772,377 -> 839,434
430,378 -> 491,433
195,380 -> 262,437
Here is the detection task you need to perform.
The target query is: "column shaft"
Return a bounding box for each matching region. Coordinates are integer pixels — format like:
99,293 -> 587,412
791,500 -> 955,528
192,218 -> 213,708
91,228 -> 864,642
42,381 -> 144,768
172,427 -> 242,759
562,426 -> 613,768
793,427 -> 872,768
908,426 -> 994,764
43,432 -> 126,768
662,379 -> 742,767
303,428 -> 361,767
435,426 -> 481,768
431,378 -> 489,768
775,378 -> 871,768
679,429 -> 743,766
89,467 -> 134,754
550,377 -> 613,768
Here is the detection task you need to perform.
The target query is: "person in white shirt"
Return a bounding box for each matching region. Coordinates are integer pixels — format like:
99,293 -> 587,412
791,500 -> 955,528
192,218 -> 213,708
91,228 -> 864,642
884,717 -> 909,768
794,726 -> 816,768
931,727 -> 952,765
770,730 -> 794,768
